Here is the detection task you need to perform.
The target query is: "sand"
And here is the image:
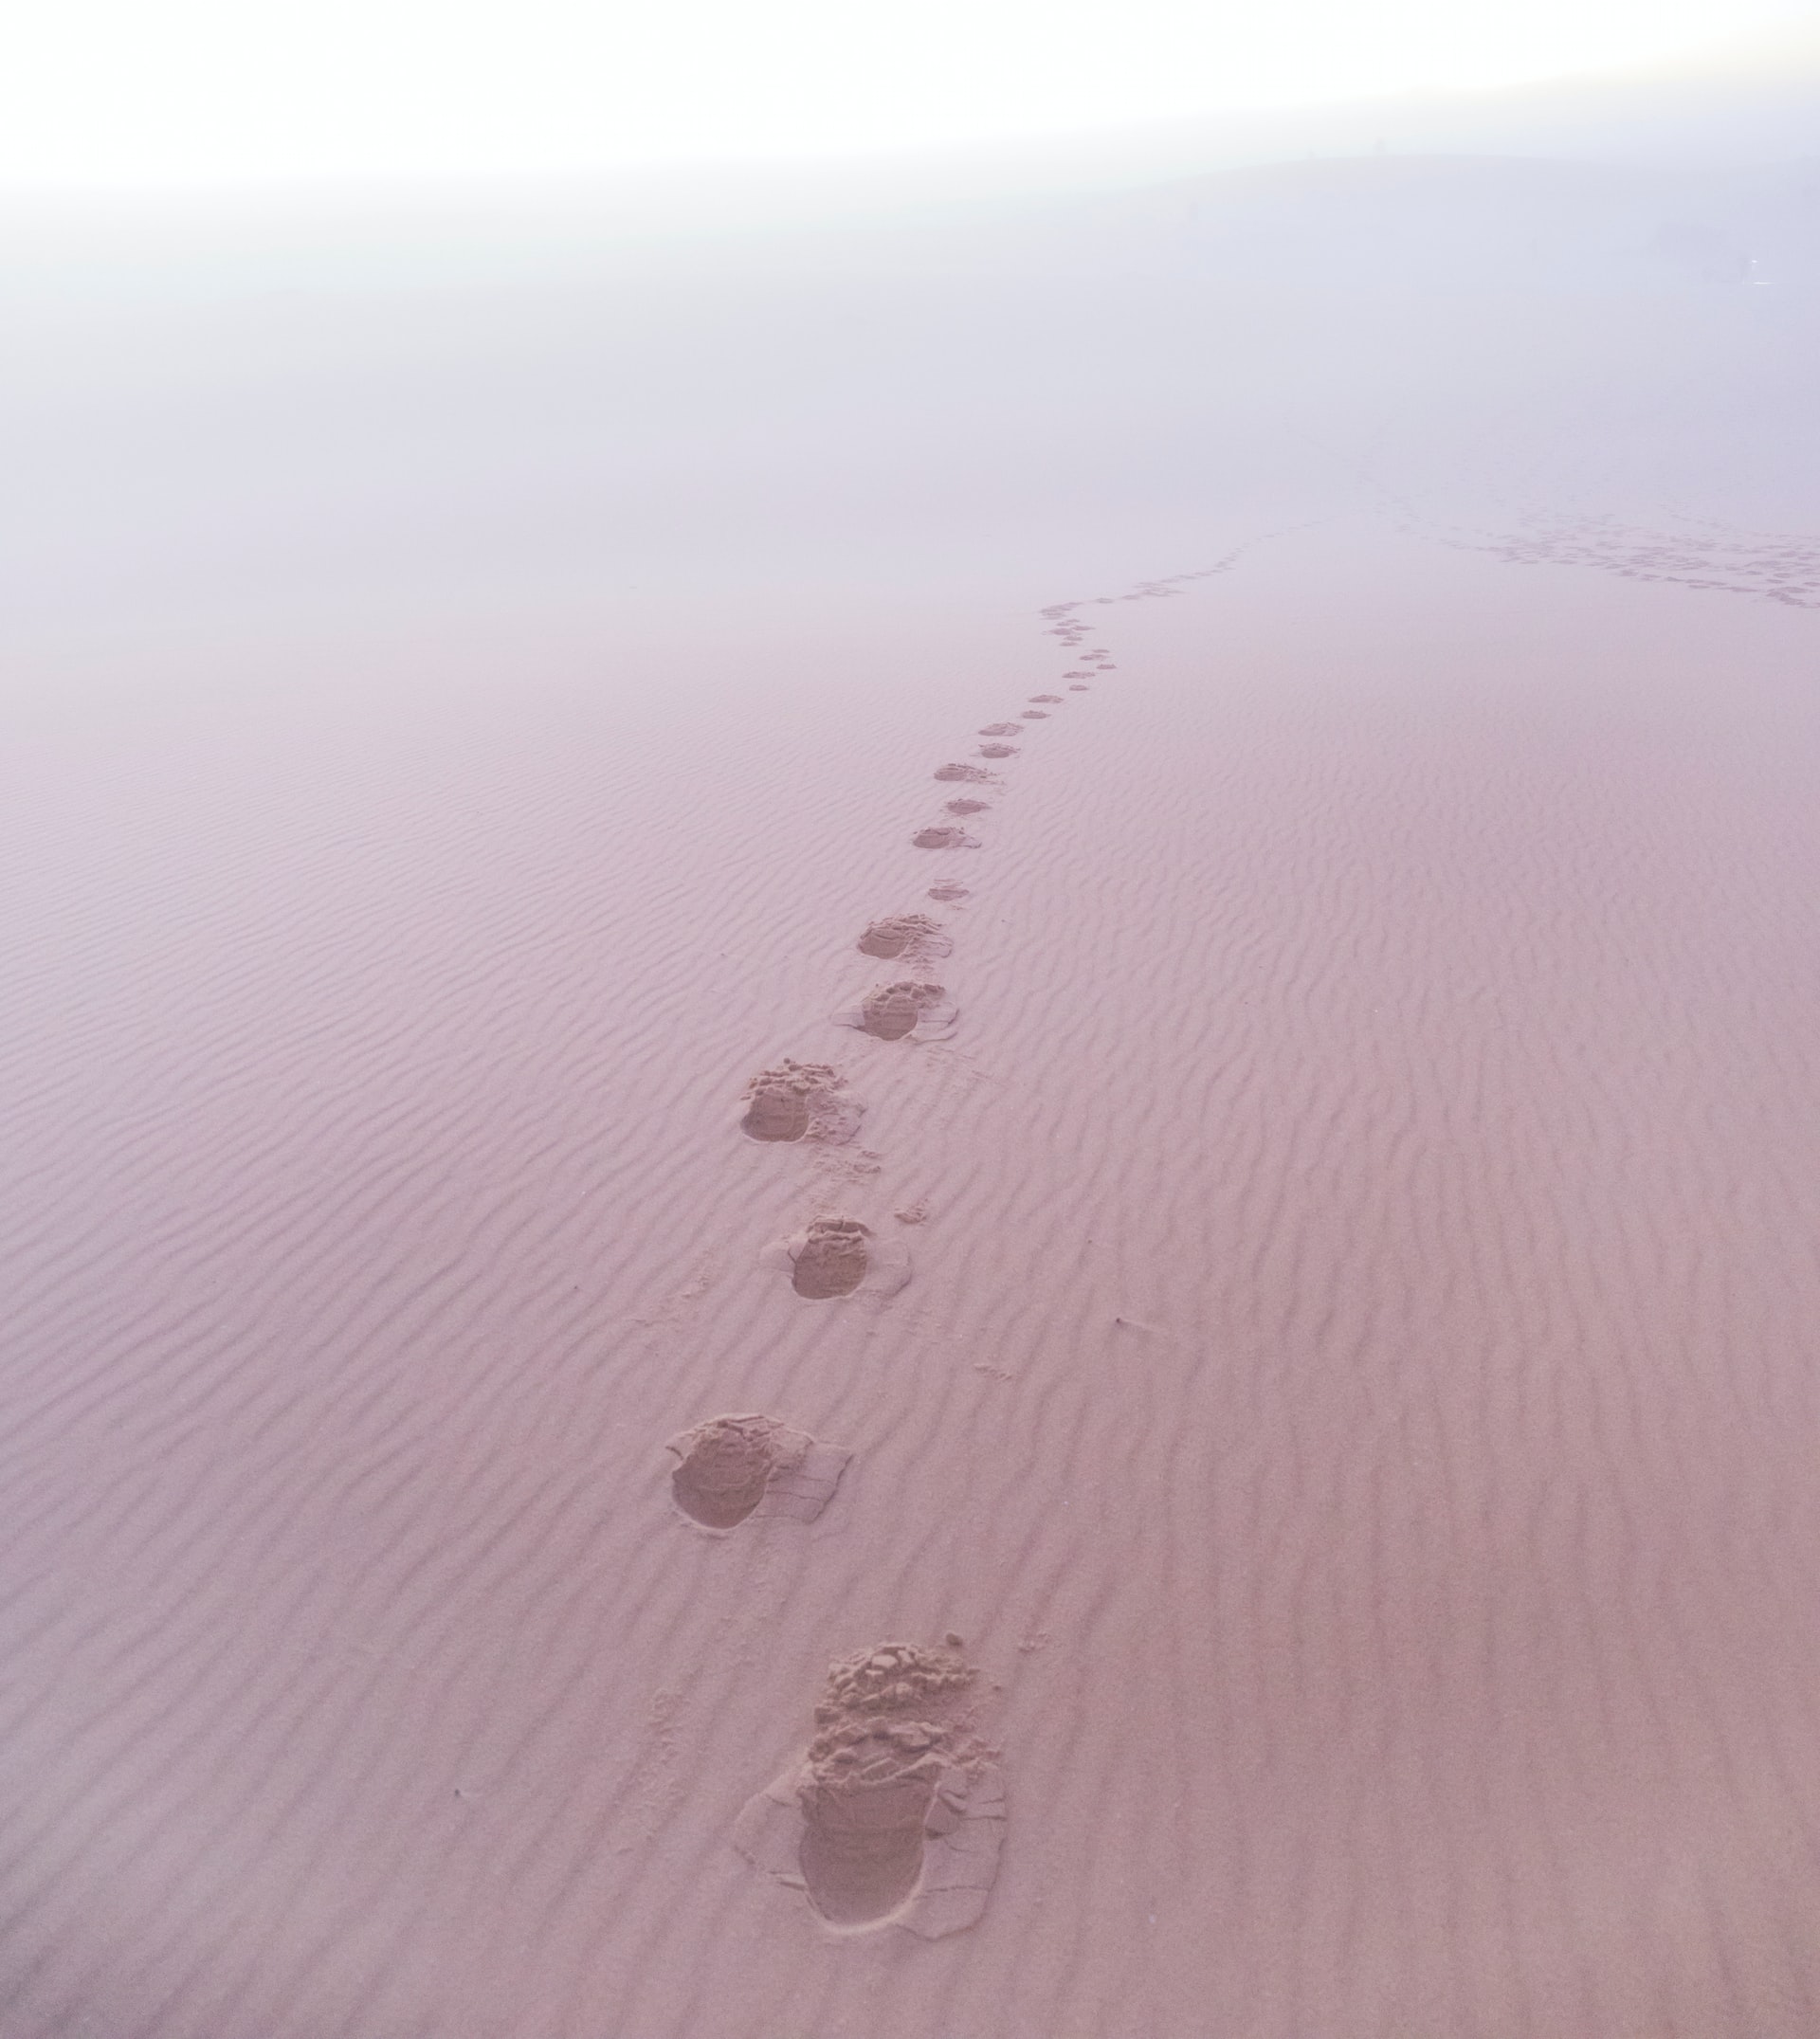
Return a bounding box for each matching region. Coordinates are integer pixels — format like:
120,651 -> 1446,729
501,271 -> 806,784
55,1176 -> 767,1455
7,145 -> 1820,2035
6,509 -> 1820,2035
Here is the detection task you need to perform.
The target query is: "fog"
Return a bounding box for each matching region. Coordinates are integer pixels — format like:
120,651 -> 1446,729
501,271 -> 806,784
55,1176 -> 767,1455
4,53 -> 1817,713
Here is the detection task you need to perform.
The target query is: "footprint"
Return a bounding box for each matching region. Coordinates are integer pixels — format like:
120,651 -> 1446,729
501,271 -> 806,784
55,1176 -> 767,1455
856,914 -> 953,961
1028,694 -> 1063,703
934,762 -> 992,784
732,1640 -> 1006,1937
832,980 -> 958,1043
1019,711 -> 1048,720
763,1217 -> 911,1300
666,1413 -> 850,1530
1068,683 -> 1089,691
792,1216 -> 869,1297
977,722 -> 1021,736
912,825 -> 979,850
741,1061 -> 862,1144
976,743 -> 1017,760
926,883 -> 969,902
944,797 -> 989,816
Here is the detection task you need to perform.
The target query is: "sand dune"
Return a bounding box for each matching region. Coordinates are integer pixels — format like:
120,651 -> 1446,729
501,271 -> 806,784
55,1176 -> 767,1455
6,504 -> 1820,2034
7,138 -> 1820,2036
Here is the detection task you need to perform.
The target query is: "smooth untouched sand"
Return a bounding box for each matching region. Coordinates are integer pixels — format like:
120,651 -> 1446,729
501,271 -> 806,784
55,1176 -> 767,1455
6,513 -> 1820,2036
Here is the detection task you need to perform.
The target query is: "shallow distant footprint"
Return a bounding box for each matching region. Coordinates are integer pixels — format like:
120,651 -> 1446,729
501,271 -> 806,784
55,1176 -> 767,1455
733,1639 -> 1007,1937
977,722 -> 1020,737
666,1412 -> 849,1530
741,1061 -> 863,1144
832,980 -> 958,1043
1019,711 -> 1049,720
976,743 -> 1017,760
912,825 -> 979,850
944,797 -> 988,816
856,914 -> 953,961
934,761 -> 992,783
763,1216 -> 911,1300
1068,683 -> 1089,691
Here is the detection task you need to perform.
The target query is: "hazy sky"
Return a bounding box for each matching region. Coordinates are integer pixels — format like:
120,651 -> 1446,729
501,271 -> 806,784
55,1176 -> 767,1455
5,0 -> 1818,187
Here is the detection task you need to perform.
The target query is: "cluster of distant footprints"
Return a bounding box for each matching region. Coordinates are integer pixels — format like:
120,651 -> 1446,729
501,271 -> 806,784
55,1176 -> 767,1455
1429,508 -> 1820,610
667,560 -> 1233,1937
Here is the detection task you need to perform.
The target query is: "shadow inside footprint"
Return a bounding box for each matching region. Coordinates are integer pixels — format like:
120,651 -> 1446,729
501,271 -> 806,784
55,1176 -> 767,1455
733,1640 -> 1005,1938
864,982 -> 939,1040
671,1415 -> 778,1526
832,980 -> 957,1044
742,1079 -> 809,1142
740,1061 -> 859,1144
667,1412 -> 849,1530
857,914 -> 951,960
800,1753 -> 942,1924
792,1217 -> 870,1298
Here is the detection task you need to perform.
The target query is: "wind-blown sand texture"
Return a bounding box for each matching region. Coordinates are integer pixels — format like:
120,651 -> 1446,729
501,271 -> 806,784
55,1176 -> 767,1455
9,140 -> 1820,2035
10,514 -> 1820,2034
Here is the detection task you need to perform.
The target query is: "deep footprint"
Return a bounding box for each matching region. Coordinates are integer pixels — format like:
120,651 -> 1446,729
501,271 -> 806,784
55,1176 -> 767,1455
853,980 -> 950,1040
666,1412 -> 849,1529
913,825 -> 977,850
740,1061 -> 860,1144
857,913 -> 952,960
792,1216 -> 870,1298
733,1640 -> 1007,1937
976,743 -> 1017,759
